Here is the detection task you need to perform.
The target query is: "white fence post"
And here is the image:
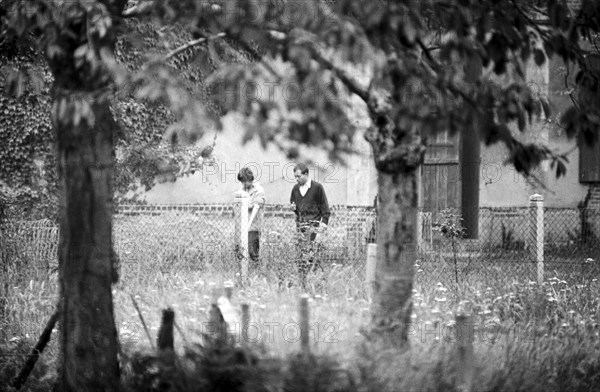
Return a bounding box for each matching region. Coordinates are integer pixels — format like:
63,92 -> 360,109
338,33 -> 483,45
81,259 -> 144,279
365,243 -> 377,299
417,211 -> 423,251
234,190 -> 249,280
529,194 -> 544,284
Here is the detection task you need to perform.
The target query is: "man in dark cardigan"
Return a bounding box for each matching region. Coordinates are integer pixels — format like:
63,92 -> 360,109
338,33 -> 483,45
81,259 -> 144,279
290,163 -> 331,283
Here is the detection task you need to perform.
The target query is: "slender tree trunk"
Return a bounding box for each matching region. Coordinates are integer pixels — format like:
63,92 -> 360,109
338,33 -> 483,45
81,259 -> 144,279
371,169 -> 418,345
55,94 -> 120,391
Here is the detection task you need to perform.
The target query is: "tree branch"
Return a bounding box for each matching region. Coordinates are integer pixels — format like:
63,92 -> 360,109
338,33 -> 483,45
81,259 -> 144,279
164,32 -> 227,61
306,44 -> 370,103
225,30 -> 283,83
511,0 -> 551,42
11,306 -> 60,390
564,61 -> 580,111
122,0 -> 155,18
271,29 -> 370,104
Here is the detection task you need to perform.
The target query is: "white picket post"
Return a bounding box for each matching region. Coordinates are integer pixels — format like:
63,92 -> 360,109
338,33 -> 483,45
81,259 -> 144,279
529,194 -> 544,284
234,190 -> 249,281
365,243 -> 377,299
417,211 -> 423,251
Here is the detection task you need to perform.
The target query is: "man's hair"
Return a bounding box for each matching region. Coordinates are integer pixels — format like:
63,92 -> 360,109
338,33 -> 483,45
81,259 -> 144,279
293,163 -> 309,175
237,167 -> 255,182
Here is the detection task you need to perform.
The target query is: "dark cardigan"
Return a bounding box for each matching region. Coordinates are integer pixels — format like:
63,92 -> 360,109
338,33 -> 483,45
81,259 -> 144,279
290,180 -> 331,225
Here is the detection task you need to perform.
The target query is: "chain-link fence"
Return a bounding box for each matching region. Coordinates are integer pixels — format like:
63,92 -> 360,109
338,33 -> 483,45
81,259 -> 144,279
0,219 -> 58,277
0,204 -> 377,276
112,204 -> 377,274
419,206 -> 600,285
2,203 -> 599,284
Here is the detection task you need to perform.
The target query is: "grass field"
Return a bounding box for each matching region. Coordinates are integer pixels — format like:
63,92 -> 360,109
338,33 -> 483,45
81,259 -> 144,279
2,223 -> 600,391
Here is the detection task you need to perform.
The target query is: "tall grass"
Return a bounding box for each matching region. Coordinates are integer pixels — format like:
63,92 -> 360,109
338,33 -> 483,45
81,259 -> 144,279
2,241 -> 600,391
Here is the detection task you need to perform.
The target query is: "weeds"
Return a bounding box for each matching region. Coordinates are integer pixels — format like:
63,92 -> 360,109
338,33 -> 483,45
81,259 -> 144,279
2,243 -> 600,391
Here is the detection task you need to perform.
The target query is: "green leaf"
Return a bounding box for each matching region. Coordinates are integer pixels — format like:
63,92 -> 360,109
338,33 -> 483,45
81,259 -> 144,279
556,160 -> 566,178
559,106 -> 579,138
533,48 -> 545,66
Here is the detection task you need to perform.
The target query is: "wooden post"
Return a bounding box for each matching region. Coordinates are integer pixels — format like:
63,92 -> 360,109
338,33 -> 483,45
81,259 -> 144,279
241,303 -> 250,348
157,308 -> 175,352
455,313 -> 474,392
299,294 -> 310,355
365,244 -> 377,299
234,190 -> 250,281
417,211 -> 423,251
224,281 -> 234,300
529,194 -> 544,284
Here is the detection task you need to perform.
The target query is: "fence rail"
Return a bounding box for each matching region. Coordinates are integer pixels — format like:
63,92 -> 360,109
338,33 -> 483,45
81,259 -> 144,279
2,200 -> 600,283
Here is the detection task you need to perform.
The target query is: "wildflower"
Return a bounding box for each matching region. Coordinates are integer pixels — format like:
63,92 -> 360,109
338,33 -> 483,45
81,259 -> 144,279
586,258 -> 594,263
434,297 -> 447,302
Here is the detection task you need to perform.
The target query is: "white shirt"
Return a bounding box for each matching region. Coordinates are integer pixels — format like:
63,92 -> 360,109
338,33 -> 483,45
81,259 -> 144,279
299,178 -> 312,197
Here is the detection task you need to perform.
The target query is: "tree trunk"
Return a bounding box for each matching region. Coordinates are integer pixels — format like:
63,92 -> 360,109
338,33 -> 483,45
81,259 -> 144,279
45,2 -> 128,390
371,169 -> 418,346
460,123 -> 480,239
55,94 -> 120,392
460,56 -> 482,239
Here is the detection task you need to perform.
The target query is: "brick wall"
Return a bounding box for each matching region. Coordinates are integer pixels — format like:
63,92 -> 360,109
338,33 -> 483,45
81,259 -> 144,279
115,203 -> 374,219
116,203 -> 235,217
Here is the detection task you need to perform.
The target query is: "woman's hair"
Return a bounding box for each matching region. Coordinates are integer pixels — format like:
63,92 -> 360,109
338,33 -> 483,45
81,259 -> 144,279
237,167 -> 255,182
